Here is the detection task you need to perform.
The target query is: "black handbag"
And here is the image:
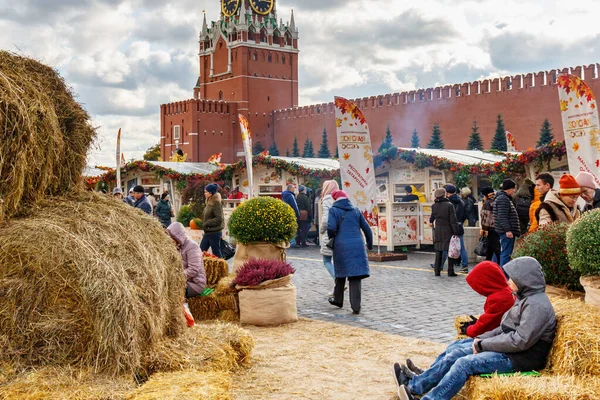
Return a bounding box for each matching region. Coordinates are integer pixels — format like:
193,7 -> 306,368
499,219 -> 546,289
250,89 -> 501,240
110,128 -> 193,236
220,239 -> 236,260
474,235 -> 488,256
326,211 -> 349,250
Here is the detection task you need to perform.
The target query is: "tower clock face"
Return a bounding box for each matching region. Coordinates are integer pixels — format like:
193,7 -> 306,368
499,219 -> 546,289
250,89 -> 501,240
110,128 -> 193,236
222,0 -> 241,17
249,0 -> 274,15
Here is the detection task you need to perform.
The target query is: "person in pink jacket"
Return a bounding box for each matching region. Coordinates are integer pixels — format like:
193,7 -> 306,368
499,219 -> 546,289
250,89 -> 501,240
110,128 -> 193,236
167,222 -> 207,298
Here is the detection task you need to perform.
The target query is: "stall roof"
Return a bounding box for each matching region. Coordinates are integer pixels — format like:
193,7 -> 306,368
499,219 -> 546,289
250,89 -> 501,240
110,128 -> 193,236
148,161 -> 221,175
270,156 -> 340,170
398,148 -> 517,165
83,166 -> 107,177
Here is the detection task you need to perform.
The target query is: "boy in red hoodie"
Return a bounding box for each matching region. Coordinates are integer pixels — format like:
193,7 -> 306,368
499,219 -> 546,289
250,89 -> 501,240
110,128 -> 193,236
460,261 -> 515,337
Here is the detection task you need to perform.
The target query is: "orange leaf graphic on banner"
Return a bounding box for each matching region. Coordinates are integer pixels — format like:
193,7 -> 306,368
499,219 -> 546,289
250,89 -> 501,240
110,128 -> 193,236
344,182 -> 351,187
334,97 -> 367,125
573,142 -> 580,152
558,74 -> 595,102
560,100 -> 569,112
343,153 -> 350,160
336,118 -> 342,127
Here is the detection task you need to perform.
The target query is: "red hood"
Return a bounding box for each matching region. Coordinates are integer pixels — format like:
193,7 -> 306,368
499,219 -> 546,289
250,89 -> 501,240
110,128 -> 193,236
466,261 -> 510,297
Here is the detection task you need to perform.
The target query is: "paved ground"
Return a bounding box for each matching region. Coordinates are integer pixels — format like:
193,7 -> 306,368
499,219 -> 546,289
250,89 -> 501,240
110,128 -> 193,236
285,245 -> 483,344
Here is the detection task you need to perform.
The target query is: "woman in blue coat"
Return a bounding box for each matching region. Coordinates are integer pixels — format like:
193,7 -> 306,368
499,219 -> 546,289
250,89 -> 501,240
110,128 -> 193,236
327,190 -> 373,314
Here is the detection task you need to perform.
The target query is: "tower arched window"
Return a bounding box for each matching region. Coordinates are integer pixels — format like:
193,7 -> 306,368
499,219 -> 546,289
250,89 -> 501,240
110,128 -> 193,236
248,27 -> 256,42
273,30 -> 281,45
268,53 -> 272,62
219,91 -> 223,100
285,31 -> 292,46
260,28 -> 267,43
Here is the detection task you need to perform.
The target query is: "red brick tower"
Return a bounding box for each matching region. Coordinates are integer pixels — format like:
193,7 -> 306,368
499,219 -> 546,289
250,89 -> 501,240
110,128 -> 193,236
196,1 -> 299,143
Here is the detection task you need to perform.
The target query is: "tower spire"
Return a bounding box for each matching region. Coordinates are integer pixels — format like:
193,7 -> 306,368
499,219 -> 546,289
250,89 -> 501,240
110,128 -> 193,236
289,9 -> 296,32
201,11 -> 208,35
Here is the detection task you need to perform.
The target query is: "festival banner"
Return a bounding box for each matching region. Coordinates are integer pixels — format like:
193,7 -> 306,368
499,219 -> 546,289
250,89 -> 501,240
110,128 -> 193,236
334,96 -> 377,226
115,128 -> 122,190
238,114 -> 255,198
207,153 -> 223,165
557,74 -> 600,186
505,131 -> 518,152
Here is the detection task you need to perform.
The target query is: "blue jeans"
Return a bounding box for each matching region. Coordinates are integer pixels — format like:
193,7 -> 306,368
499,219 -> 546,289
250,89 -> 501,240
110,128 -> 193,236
409,339 -> 514,400
499,233 -> 515,267
322,255 -> 335,279
200,231 -> 222,258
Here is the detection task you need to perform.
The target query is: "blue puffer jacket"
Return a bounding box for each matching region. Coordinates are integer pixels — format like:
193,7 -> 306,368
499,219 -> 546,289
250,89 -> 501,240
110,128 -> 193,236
281,190 -> 300,218
327,198 -> 373,279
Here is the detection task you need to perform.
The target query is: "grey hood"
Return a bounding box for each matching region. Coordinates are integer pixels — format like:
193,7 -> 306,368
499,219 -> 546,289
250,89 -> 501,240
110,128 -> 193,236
167,222 -> 188,247
504,257 -> 545,299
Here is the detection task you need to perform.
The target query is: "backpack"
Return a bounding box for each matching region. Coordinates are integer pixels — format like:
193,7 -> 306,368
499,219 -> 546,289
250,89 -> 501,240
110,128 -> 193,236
515,196 -> 531,220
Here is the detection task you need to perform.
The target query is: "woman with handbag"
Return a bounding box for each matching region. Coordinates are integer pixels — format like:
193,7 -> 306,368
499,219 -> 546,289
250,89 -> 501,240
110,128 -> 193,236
430,188 -> 460,277
200,183 -> 224,258
296,186 -> 311,247
480,187 -> 501,263
326,190 -> 373,314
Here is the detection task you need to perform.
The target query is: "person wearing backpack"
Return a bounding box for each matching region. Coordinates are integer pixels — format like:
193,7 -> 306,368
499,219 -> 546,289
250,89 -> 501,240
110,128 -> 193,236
461,187 -> 479,227
512,178 -> 534,235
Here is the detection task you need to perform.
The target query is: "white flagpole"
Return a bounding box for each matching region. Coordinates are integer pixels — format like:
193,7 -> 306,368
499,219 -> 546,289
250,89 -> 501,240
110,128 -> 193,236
116,128 -> 122,190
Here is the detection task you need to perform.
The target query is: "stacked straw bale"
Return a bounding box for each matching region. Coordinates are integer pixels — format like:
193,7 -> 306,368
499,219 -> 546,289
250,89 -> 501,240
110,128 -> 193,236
0,51 -> 96,222
127,370 -> 232,400
0,191 -> 186,375
205,257 -> 229,286
458,297 -> 600,399
189,274 -> 240,322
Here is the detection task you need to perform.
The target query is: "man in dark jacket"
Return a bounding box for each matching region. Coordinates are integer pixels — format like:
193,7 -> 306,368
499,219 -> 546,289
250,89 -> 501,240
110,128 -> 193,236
296,186 -> 312,247
132,185 -> 152,215
492,179 -> 520,268
155,192 -> 173,228
445,185 -> 468,273
430,188 -> 459,277
392,257 -> 556,400
512,178 -> 534,235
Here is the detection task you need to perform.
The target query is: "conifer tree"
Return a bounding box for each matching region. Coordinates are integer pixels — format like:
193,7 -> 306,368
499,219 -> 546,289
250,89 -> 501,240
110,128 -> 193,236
292,136 -> 300,157
537,118 -> 554,147
378,125 -> 394,154
268,141 -> 280,156
317,127 -> 331,158
467,119 -> 484,151
335,146 -> 339,159
286,148 -> 290,157
308,139 -> 315,157
252,140 -> 264,155
490,114 -> 508,151
426,123 -> 444,149
303,138 -> 315,157
410,129 -> 420,148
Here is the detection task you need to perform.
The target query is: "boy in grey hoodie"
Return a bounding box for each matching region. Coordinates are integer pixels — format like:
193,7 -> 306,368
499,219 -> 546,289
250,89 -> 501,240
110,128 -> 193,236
392,257 -> 556,400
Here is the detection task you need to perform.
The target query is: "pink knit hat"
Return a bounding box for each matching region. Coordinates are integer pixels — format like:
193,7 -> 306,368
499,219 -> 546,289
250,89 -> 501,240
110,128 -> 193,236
331,190 -> 348,201
576,172 -> 597,189
322,180 -> 340,197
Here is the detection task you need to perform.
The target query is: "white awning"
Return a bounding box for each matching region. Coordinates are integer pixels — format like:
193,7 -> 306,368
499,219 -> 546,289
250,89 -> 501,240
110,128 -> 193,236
398,148 -> 517,165
148,161 -> 222,175
270,156 -> 340,170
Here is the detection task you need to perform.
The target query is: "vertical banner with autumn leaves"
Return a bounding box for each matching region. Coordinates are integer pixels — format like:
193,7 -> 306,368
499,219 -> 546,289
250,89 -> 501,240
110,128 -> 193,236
334,97 -> 378,227
238,114 -> 255,198
558,74 -> 600,186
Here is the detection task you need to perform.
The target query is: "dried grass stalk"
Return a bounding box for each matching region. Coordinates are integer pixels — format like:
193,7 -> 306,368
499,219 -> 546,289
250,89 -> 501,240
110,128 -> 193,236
127,370 -> 232,400
547,298 -> 600,376
0,51 -> 96,222
0,191 -> 186,375
459,374 -> 600,400
218,310 -> 240,323
205,258 -> 229,286
189,292 -> 239,322
0,366 -> 134,400
215,275 -> 238,296
141,322 -> 253,377
453,315 -> 476,340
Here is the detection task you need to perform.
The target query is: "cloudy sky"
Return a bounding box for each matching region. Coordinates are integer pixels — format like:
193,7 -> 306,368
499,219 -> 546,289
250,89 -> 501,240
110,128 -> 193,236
1,0 -> 599,167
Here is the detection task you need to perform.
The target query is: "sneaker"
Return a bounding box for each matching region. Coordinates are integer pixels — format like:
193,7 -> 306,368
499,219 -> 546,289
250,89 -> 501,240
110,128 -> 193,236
406,358 -> 424,375
401,364 -> 416,380
398,385 -> 416,400
460,267 -> 469,274
328,297 -> 343,308
429,263 -> 435,269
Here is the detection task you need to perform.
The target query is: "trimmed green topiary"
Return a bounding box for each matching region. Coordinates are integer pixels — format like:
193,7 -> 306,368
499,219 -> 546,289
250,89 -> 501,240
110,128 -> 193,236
513,222 -> 582,291
228,197 -> 298,244
567,209 -> 600,276
176,205 -> 195,227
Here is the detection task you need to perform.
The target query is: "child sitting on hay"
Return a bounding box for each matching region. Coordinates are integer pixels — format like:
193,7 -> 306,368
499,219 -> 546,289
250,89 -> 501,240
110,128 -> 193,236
392,257 -> 557,400
458,261 -> 515,337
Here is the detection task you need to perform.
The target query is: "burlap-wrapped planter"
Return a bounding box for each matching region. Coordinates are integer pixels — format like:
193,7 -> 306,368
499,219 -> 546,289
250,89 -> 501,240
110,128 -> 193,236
580,276 -> 600,308
232,242 -> 289,272
239,283 -> 298,326
235,275 -> 292,291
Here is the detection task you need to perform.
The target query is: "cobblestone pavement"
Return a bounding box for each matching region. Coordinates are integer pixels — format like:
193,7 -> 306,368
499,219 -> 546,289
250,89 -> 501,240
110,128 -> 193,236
285,245 -> 484,344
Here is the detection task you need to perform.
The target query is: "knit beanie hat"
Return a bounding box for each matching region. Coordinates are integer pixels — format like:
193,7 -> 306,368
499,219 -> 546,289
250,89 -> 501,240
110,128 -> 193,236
205,183 -> 219,195
445,184 -> 457,194
331,190 -> 348,201
501,179 -> 517,191
559,174 -> 582,197
434,188 -> 446,199
322,180 -> 340,197
576,171 -> 597,189
481,187 -> 495,197
133,185 -> 145,193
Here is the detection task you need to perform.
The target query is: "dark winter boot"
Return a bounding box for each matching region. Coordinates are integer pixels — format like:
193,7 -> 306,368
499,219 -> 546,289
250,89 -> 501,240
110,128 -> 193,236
448,258 -> 458,277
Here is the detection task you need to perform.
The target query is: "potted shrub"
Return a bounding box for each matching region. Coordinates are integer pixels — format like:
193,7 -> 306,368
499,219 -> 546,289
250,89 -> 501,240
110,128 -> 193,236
228,197 -> 298,271
567,209 -> 600,306
233,258 -> 297,326
513,222 -> 582,291
189,218 -> 203,230
176,205 -> 195,227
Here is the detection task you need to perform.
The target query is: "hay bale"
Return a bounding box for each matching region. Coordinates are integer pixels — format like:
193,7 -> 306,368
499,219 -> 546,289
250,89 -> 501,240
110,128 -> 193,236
204,257 -> 229,286
215,275 -> 237,295
459,374 -> 600,400
218,310 -> 240,322
453,315 -> 477,340
189,291 -> 239,322
0,191 -> 186,374
141,322 -> 253,376
0,52 -> 96,222
547,298 -> 600,376
128,370 -> 232,400
0,366 -> 134,400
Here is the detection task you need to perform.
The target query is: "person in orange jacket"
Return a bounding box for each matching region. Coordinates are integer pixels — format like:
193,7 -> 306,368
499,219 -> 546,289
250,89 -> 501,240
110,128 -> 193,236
527,188 -> 541,233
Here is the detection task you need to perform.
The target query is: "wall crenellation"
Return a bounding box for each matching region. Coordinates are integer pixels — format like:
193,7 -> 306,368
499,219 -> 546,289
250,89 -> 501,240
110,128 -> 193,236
161,99 -> 234,116
273,63 -> 600,120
